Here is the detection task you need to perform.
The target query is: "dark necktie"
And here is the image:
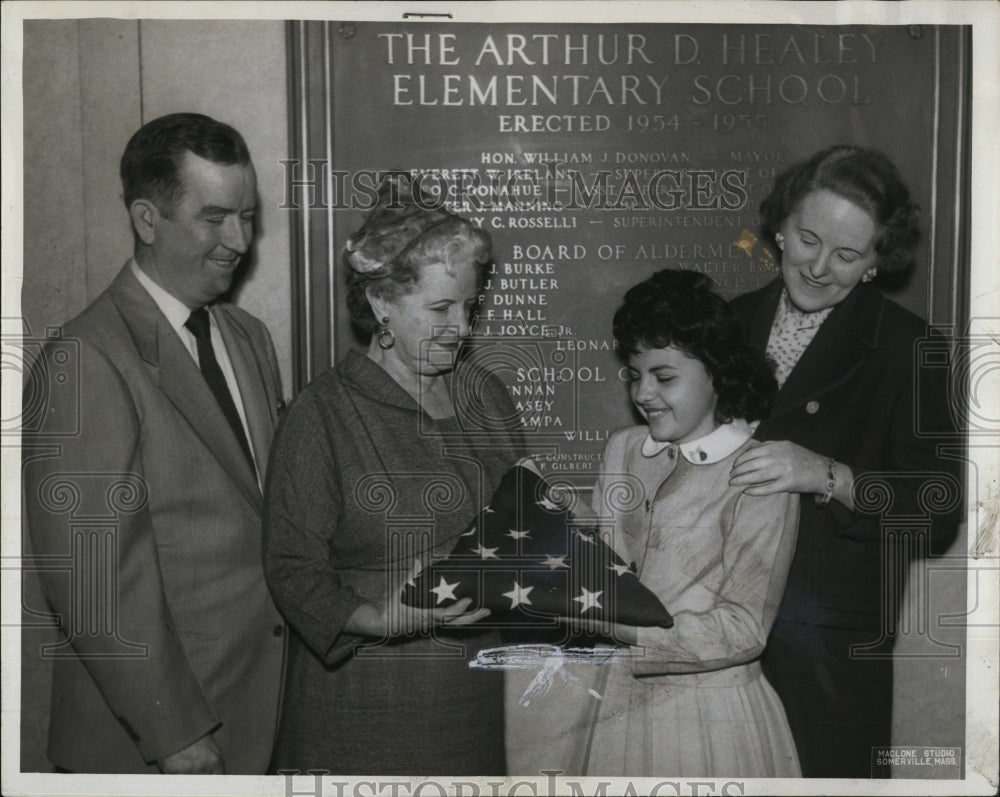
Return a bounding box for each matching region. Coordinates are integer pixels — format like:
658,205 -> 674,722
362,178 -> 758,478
184,308 -> 256,475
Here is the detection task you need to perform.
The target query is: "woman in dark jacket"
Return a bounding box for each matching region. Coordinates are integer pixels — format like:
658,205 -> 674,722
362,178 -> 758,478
729,146 -> 963,778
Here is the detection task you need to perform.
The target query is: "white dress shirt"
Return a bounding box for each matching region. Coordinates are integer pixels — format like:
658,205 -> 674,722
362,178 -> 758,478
130,259 -> 259,474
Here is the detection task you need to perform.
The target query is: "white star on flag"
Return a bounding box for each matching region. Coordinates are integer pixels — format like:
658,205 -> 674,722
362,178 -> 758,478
471,543 -> 500,560
399,463 -> 674,630
430,575 -> 460,605
573,587 -> 603,613
502,581 -> 534,609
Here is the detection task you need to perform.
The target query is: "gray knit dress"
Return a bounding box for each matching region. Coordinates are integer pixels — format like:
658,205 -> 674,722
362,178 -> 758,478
265,349 -> 524,774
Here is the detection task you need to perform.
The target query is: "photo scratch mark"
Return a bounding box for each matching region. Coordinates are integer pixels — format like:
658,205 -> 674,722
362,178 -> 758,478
470,643 -> 619,670
974,482 -> 999,558
519,656 -> 568,706
469,644 -> 616,705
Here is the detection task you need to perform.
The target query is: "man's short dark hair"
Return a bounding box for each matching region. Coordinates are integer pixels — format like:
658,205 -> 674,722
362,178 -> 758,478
119,112 -> 251,216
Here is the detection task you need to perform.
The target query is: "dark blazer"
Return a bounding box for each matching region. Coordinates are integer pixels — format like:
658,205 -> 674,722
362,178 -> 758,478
731,278 -> 962,777
23,264 -> 286,773
733,279 -> 961,628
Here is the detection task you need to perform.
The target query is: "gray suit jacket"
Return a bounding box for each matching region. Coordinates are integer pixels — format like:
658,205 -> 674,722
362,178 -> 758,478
23,263 -> 286,773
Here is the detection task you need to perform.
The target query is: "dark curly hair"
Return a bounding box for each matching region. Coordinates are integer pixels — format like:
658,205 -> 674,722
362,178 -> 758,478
613,269 -> 777,424
760,145 -> 920,274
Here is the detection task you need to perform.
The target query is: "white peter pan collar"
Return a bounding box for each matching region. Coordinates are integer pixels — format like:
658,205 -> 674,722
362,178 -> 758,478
641,419 -> 754,464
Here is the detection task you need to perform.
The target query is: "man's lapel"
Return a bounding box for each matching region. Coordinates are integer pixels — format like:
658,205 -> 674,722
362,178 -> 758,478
214,308 -> 276,485
108,265 -> 263,513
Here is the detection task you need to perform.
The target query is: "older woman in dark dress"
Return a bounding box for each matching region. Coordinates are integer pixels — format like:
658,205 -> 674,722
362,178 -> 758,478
264,176 -> 523,774
729,146 -> 963,777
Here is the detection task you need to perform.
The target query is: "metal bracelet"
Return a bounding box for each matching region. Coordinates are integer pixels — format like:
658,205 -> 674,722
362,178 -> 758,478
815,456 -> 837,506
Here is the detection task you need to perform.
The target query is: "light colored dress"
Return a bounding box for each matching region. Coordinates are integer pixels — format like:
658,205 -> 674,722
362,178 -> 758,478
506,420 -> 801,777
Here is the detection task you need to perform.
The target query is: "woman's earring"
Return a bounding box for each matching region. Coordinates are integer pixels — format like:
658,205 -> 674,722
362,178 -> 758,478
775,233 -> 785,250
861,267 -> 877,283
377,316 -> 395,350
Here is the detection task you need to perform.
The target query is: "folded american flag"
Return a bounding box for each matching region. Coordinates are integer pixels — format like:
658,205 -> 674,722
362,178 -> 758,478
401,462 -> 673,628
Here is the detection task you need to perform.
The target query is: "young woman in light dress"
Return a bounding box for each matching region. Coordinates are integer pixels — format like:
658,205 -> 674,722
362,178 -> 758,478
508,268 -> 800,777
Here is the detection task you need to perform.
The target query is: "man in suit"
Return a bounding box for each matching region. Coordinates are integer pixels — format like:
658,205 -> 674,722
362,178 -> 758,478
23,113 -> 286,774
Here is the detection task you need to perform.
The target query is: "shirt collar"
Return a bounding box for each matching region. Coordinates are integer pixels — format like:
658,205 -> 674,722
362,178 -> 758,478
130,258 -> 203,336
641,418 -> 754,464
776,286 -> 834,331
